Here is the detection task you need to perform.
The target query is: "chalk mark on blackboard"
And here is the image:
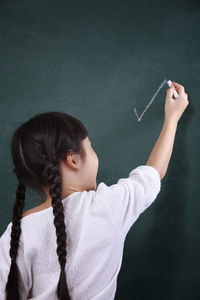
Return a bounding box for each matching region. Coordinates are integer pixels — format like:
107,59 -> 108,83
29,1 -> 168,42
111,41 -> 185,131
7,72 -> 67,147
134,79 -> 167,122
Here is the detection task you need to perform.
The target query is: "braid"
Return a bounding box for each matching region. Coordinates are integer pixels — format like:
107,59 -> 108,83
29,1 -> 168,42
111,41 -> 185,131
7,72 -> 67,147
46,161 -> 70,300
5,177 -> 26,300
9,112 -> 88,299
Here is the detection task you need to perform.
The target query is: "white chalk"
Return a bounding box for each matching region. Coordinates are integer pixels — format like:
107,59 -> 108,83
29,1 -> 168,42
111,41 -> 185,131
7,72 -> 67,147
167,80 -> 179,99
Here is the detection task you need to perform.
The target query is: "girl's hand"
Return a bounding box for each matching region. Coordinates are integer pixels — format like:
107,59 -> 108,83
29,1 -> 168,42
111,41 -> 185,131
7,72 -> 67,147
164,81 -> 189,123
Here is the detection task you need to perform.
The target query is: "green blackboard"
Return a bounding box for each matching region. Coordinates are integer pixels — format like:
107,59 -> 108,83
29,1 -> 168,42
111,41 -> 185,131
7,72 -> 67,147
0,0 -> 199,299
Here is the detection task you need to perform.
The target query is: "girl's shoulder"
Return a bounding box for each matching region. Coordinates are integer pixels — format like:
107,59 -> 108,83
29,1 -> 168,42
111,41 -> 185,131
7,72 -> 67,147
21,203 -> 52,219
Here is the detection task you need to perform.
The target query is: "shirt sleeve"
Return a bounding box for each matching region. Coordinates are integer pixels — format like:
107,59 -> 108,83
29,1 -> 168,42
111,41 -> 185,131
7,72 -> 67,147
0,223 -> 31,299
95,165 -> 161,237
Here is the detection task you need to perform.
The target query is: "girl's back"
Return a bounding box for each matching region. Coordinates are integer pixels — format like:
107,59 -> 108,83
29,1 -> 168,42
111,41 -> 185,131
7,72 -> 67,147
0,164 -> 160,299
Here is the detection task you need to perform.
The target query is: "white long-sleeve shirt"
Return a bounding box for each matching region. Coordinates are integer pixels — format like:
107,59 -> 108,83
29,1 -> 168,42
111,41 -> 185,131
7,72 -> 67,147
0,165 -> 161,300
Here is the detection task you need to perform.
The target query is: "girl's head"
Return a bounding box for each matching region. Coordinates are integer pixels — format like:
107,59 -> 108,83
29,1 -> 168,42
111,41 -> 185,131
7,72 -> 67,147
5,111 -> 98,300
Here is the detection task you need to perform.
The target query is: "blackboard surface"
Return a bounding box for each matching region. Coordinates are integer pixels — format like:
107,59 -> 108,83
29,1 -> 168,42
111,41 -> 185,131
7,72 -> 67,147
0,0 -> 199,299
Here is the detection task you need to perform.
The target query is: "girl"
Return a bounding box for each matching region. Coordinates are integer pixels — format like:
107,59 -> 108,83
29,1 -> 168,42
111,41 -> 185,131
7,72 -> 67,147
0,82 -> 188,300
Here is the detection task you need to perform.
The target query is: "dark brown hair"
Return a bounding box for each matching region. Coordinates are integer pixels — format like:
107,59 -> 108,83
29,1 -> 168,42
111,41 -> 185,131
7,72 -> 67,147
5,111 -> 88,300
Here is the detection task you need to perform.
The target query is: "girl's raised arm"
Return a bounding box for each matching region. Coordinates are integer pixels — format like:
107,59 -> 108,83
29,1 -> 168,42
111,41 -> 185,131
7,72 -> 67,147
146,82 -> 189,180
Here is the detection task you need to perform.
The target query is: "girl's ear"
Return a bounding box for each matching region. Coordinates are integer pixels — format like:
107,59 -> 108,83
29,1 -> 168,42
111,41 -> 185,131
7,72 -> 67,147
62,152 -> 81,170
